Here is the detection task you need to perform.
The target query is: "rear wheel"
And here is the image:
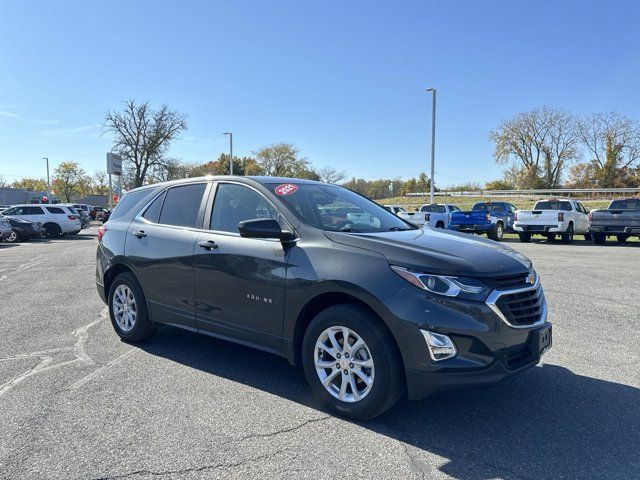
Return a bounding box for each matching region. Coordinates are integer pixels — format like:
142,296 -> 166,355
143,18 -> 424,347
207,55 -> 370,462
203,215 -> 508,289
108,272 -> 156,342
302,304 -> 404,420
518,232 -> 531,243
435,221 -> 445,229
561,223 -> 574,243
616,234 -> 629,244
6,230 -> 19,243
592,232 -> 606,245
44,223 -> 62,238
584,232 -> 592,241
546,233 -> 556,242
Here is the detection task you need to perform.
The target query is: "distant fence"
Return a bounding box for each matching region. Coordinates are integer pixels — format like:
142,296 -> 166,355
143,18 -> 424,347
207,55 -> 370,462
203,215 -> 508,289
405,187 -> 640,198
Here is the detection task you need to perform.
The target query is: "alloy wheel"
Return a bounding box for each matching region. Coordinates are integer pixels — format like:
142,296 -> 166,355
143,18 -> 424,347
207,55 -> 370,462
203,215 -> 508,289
314,326 -> 375,402
112,284 -> 137,333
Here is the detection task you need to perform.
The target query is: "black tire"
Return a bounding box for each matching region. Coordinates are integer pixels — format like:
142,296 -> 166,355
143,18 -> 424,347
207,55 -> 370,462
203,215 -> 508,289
302,304 -> 404,420
6,229 -> 20,243
592,232 -> 606,245
44,223 -> 62,238
108,272 -> 156,342
435,221 -> 445,229
546,233 -> 556,242
584,232 -> 592,241
488,222 -> 504,241
561,223 -> 574,244
518,232 -> 531,243
616,235 -> 629,244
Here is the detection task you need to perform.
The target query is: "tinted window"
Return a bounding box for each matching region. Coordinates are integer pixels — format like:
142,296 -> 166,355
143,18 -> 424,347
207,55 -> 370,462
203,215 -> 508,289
110,188 -> 158,221
45,207 -> 64,214
271,183 -> 415,233
435,205 -> 446,214
533,201 -> 572,211
142,191 -> 166,223
159,184 -> 206,228
610,199 -> 640,209
3,207 -> 21,215
24,206 -> 44,214
472,203 -> 504,213
211,183 -> 279,233
449,205 -> 461,212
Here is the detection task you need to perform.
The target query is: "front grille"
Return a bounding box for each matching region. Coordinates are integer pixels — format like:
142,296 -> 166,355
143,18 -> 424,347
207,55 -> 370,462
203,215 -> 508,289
495,286 -> 545,327
482,272 -> 532,290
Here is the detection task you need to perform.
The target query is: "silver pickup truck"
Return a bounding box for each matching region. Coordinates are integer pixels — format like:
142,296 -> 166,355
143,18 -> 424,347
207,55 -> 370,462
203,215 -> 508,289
589,198 -> 640,244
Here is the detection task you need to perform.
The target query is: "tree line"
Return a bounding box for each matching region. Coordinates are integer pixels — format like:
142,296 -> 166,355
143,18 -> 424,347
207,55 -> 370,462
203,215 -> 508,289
488,107 -> 640,189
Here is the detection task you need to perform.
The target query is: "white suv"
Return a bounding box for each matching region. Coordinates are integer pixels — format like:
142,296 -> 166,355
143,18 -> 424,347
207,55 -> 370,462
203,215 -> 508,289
1,204 -> 81,237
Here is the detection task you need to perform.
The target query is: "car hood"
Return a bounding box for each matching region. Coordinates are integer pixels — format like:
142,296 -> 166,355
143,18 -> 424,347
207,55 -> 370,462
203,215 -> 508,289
324,228 -> 532,277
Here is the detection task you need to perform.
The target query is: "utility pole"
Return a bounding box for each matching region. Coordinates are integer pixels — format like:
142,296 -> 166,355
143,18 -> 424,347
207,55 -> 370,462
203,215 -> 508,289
223,132 -> 233,175
43,157 -> 51,201
425,88 -> 436,204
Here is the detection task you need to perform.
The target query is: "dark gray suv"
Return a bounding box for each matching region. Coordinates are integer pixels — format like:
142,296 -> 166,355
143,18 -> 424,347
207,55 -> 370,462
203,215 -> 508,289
96,176 -> 551,420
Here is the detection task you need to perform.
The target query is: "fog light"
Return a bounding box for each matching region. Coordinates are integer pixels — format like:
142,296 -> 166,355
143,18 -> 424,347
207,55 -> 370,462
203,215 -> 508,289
421,330 -> 457,362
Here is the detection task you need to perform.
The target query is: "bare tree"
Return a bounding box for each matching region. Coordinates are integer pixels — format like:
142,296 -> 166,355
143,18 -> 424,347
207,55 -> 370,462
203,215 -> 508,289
318,166 -> 347,184
92,170 -> 108,195
577,112 -> 640,186
489,106 -> 580,188
104,100 -> 187,187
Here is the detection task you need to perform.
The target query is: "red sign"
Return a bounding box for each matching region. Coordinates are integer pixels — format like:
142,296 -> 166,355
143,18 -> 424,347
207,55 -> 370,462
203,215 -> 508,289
274,184 -> 298,196
41,196 -> 49,204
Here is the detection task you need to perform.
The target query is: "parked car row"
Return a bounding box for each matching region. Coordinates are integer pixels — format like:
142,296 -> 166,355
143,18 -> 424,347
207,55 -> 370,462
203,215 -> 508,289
385,198 -> 640,245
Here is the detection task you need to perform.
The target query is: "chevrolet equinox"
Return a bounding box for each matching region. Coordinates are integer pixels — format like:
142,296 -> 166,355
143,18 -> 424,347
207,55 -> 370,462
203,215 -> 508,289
96,176 -> 552,420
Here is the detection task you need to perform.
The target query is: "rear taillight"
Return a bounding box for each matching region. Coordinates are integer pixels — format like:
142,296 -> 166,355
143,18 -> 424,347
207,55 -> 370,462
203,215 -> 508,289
514,212 -> 518,221
486,213 -> 490,222
68,215 -> 78,220
588,211 -> 593,222
558,212 -> 564,222
97,225 -> 106,241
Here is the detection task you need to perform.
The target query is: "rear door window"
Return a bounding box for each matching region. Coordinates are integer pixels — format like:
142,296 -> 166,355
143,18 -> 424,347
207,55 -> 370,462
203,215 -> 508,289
25,206 -> 45,215
610,199 -> 640,209
158,183 -> 207,228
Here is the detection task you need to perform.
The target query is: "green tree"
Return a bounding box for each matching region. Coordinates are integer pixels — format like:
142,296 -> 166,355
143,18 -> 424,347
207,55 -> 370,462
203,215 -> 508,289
254,142 -> 317,178
190,154 -> 265,176
52,162 -> 89,202
11,178 -> 49,192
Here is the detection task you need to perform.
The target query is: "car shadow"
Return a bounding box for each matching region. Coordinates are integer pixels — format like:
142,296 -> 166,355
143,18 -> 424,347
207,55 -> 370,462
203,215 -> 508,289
137,326 -> 639,479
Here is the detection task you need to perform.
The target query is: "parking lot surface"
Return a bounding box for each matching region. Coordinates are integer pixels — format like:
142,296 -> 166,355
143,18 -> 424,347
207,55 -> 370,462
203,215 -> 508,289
1,227 -> 638,479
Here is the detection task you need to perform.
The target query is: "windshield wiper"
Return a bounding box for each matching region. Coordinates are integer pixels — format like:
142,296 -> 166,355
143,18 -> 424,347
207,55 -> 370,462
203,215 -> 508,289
388,226 -> 412,231
339,227 -> 361,233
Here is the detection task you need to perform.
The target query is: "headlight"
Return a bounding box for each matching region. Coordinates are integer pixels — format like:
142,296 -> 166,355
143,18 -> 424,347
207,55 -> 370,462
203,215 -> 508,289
390,265 -> 492,302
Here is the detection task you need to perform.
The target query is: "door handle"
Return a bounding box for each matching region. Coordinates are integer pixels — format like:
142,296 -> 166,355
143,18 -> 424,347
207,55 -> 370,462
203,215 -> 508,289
132,230 -> 147,238
198,240 -> 218,250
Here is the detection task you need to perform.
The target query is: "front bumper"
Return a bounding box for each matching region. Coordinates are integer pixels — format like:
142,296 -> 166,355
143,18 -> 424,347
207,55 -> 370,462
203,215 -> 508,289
382,279 -> 550,401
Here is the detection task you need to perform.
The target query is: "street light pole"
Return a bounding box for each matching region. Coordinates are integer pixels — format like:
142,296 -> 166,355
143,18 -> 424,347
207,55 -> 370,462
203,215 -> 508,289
43,157 -> 51,201
425,88 -> 436,204
223,132 -> 233,175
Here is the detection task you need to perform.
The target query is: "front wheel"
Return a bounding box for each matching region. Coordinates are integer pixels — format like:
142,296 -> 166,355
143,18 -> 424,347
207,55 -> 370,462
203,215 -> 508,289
546,233 -> 556,242
108,272 -> 156,342
616,234 -> 629,244
6,230 -> 20,243
302,304 -> 404,420
44,223 -> 62,238
592,232 -> 606,245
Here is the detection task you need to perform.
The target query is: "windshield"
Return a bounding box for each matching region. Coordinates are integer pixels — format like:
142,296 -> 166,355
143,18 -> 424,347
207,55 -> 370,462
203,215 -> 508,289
270,183 -> 416,232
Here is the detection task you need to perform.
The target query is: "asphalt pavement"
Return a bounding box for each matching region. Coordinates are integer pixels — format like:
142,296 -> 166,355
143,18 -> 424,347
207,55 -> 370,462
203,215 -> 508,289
0,227 -> 638,479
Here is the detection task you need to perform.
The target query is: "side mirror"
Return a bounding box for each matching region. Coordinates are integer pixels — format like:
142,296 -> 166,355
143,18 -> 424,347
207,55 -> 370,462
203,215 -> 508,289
238,218 -> 295,242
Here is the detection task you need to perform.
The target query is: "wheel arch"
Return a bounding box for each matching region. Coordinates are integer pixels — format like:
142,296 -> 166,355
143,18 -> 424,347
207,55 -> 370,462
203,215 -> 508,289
291,292 -> 406,375
102,261 -> 143,301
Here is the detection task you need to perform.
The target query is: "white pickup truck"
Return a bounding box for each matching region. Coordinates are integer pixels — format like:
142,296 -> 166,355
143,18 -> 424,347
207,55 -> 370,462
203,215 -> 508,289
514,199 -> 591,243
395,203 -> 461,228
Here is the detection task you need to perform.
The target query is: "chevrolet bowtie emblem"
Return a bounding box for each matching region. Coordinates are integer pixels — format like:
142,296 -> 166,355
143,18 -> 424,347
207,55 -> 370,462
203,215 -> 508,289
527,273 -> 535,285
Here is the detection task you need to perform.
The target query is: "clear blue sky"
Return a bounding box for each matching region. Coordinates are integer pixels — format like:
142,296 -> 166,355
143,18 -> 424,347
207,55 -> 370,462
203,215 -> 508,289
2,0 -> 640,187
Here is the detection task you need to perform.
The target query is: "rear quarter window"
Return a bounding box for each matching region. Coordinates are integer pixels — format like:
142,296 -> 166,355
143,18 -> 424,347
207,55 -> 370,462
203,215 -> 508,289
110,188 -> 159,221
45,207 -> 65,214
